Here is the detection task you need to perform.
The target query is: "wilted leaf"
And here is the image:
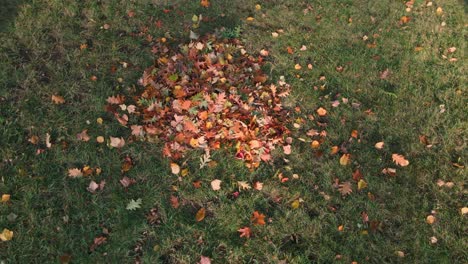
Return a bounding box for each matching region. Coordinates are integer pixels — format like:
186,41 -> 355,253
0,228 -> 13,241
238,226 -> 251,238
109,137 -> 125,148
1,194 -> 10,203
338,181 -> 353,196
392,154 -> 409,167
195,208 -> 206,222
77,130 -> 90,142
340,154 -> 350,166
51,95 -> 65,104
170,163 -> 180,175
45,133 -> 52,148
251,211 -> 266,225
68,168 -> 83,178
211,179 -> 222,191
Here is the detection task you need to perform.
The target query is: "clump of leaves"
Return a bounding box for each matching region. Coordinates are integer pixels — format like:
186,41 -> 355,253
107,35 -> 291,169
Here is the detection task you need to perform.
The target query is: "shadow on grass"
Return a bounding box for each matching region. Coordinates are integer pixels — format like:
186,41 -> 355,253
0,0 -> 26,32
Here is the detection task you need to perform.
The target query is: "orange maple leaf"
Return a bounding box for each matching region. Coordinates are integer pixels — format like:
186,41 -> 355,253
251,211 -> 266,225
238,226 -> 251,238
200,0 -> 210,8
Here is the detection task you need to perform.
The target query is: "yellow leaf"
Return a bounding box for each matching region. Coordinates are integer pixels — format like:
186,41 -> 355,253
291,199 -> 300,209
181,168 -> 189,177
294,64 -> 302,70
357,179 -> 367,190
97,117 -> 103,124
246,17 -> 255,21
196,208 -> 206,222
0,228 -> 13,241
436,7 -> 443,16
255,4 -> 261,10
340,154 -> 350,166
311,140 -> 320,149
1,194 -> 10,203
170,163 -> 180,175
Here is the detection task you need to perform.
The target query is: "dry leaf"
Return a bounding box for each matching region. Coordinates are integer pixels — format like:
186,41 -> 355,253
375,142 -> 384,149
352,169 -> 363,182
392,154 -> 409,167
199,256 -> 211,264
45,133 -> 52,148
68,168 -> 83,178
1,194 -> 10,203
200,0 -> 210,7
211,179 -> 222,191
357,179 -> 367,190
237,181 -> 251,190
251,211 -> 266,225
51,95 -> 65,104
28,135 -> 39,145
461,207 -> 468,215
426,215 -> 436,225
238,227 -> 251,238
0,228 -> 13,241
316,107 -> 327,116
109,137 -> 125,148
170,163 -> 180,175
338,181 -> 353,196
170,195 -> 180,209
253,181 -> 263,190
351,130 -> 358,139
291,199 -> 300,209
77,130 -> 90,142
120,176 -> 136,188
87,181 -> 99,193
380,68 -> 391,79
96,136 -> 105,143
283,145 -> 291,155
195,208 -> 206,222
340,154 -> 350,166
294,64 -> 302,70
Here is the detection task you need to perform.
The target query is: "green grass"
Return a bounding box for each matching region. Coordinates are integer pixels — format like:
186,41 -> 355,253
0,0 -> 466,263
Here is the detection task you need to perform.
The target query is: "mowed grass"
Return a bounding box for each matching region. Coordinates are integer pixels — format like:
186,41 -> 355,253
0,0 -> 466,263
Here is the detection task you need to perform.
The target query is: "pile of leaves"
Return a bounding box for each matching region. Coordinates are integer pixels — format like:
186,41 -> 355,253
107,35 -> 291,168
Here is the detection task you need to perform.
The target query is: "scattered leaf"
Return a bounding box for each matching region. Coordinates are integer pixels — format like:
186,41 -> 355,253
340,154 -> 350,166
170,195 -> 179,209
126,198 -> 142,210
195,208 -> 206,222
253,181 -> 263,190
68,168 -> 83,178
392,154 -> 409,167
120,176 -> 136,188
238,181 -> 252,190
77,130 -> 90,142
251,211 -> 266,225
426,215 -> 436,225
338,181 -> 353,196
211,179 -> 222,191
316,107 -> 327,116
51,95 -> 65,104
357,179 -> 367,190
238,227 -> 252,238
375,142 -> 384,149
170,163 -> 180,175
109,137 -> 125,148
1,194 -> 10,203
199,256 -> 211,264
291,199 -> 300,209
0,228 -> 13,241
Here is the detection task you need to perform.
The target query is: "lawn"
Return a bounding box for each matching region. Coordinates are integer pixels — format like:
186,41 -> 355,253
0,0 -> 466,263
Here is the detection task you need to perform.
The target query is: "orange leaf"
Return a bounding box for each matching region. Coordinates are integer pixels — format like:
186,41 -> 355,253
251,211 -> 266,225
51,95 -> 65,104
392,154 -> 409,167
351,130 -> 358,139
316,107 -> 327,116
286,46 -> 294,54
200,0 -> 210,7
196,208 -> 206,222
375,141 -> 384,149
238,226 -> 252,238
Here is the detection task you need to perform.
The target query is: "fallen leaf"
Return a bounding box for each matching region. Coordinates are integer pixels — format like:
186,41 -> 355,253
0,228 -> 13,241
195,208 -> 206,222
237,181 -> 251,190
45,133 -> 52,148
120,176 -> 136,188
316,107 -> 327,116
170,195 -> 180,209
1,194 -> 10,203
199,256 -> 211,264
109,137 -> 125,148
238,226 -> 251,238
170,163 -> 180,175
430,236 -> 438,244
291,199 -> 300,209
436,7 -> 443,16
87,181 -> 99,193
375,142 -> 384,149
126,198 -> 142,210
211,179 -> 222,191
283,145 -> 291,155
380,68 -> 391,79
461,207 -> 468,215
338,181 -> 353,196
51,95 -> 65,104
271,32 -> 279,38
351,130 -> 358,139
251,211 -> 266,225
96,136 -> 105,143
340,154 -> 350,166
200,0 -> 210,7
392,154 -> 409,167
426,215 -> 436,225
253,181 -> 263,190
255,4 -> 261,10
68,168 -> 83,178
352,169 -> 363,182
89,236 -> 107,252
77,130 -> 90,142
357,179 -> 367,190
28,135 -> 39,145
294,64 -> 302,70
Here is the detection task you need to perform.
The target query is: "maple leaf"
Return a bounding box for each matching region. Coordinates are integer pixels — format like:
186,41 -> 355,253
338,181 -> 353,196
200,0 -> 210,8
196,208 -> 206,222
251,211 -> 266,225
237,181 -> 251,190
211,179 -> 222,191
107,95 -> 125,104
238,227 -> 251,238
68,168 -> 83,178
77,129 -> 90,142
392,154 -> 409,167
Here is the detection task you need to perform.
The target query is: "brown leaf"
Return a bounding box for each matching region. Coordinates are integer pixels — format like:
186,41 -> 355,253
89,236 -> 107,252
120,176 -> 136,188
392,154 -> 409,167
170,195 -> 179,209
338,181 -> 353,196
51,95 -> 65,104
195,208 -> 206,222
